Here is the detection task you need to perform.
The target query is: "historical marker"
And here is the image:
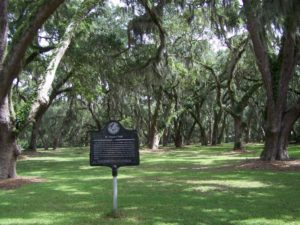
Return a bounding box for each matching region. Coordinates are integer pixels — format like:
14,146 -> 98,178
90,121 -> 139,214
90,121 -> 139,167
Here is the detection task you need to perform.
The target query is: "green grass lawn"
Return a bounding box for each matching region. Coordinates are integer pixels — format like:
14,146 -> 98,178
1,144 -> 300,225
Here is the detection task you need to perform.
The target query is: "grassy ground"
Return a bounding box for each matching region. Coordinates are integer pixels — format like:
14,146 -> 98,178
0,144 -> 300,225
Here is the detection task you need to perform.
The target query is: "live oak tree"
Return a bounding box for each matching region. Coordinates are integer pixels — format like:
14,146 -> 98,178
0,0 -> 66,179
0,0 -> 100,178
26,0 -> 102,151
124,0 -> 170,149
243,0 -> 300,160
201,0 -> 255,149
211,44 -> 262,150
145,2 -> 222,148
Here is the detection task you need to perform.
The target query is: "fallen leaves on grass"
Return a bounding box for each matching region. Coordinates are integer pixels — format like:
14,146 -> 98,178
0,177 -> 47,190
237,159 -> 300,171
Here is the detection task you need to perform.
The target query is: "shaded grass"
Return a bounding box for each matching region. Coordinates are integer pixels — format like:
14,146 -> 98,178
0,144 -> 300,225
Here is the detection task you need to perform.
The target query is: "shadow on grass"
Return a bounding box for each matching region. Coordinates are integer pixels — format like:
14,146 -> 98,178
0,146 -> 300,225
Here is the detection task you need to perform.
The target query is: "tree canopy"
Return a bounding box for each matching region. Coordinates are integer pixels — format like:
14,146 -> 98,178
0,0 -> 299,179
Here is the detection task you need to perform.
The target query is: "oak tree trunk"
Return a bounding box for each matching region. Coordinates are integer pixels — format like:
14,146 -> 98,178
174,133 -> 183,148
162,127 -> 170,147
39,130 -> 49,150
28,106 -> 47,151
173,118 -> 183,148
260,126 -> 290,161
28,122 -> 40,151
185,121 -> 196,145
0,97 -> 20,179
277,130 -> 289,160
233,116 -> 244,150
0,137 -> 20,179
211,109 -> 222,145
261,127 -> 291,161
174,128 -> 183,148
53,137 -> 60,150
197,122 -> 208,146
148,88 -> 163,150
261,102 -> 300,160
217,114 -> 227,144
260,122 -> 280,161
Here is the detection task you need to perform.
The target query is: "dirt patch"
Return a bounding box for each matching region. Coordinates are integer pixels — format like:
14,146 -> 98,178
18,151 -> 54,161
179,164 -> 235,172
236,159 -> 300,172
18,155 -> 29,160
21,151 -> 46,157
223,150 -> 253,155
0,177 -> 47,190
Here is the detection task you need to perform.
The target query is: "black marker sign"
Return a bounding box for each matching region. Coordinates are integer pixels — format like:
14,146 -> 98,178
90,121 -> 139,167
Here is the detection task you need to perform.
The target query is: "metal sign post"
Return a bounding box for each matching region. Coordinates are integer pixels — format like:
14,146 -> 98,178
112,165 -> 118,214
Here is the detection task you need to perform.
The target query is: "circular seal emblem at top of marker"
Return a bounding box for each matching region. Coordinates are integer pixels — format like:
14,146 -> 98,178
107,122 -> 120,135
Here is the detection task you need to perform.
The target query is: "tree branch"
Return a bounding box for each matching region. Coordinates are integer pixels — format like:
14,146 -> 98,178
237,82 -> 262,111
24,45 -> 56,67
277,21 -> 297,109
0,0 -> 66,102
242,0 -> 273,102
